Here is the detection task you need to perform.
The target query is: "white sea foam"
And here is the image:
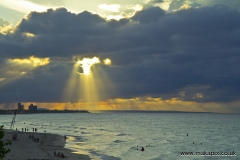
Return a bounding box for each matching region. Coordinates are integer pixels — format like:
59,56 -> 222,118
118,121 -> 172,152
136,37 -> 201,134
0,112 -> 239,160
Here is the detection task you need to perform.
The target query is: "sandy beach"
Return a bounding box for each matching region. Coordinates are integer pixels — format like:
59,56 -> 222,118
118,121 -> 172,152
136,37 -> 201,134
2,129 -> 90,160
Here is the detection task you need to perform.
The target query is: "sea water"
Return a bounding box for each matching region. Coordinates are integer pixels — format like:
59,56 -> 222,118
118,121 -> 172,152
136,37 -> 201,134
0,112 -> 239,160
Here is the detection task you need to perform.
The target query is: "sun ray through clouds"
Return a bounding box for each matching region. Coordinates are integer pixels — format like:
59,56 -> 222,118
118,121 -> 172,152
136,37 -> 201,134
78,57 -> 101,110
62,56 -> 113,110
62,63 -> 80,103
91,63 -> 115,110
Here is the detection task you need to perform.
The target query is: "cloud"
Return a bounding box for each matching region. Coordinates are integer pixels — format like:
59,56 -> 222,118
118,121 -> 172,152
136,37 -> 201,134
98,4 -> 121,12
147,0 -> 165,5
168,0 -> 186,11
131,6 -> 165,23
8,56 -> 50,67
0,4 -> 240,112
0,17 -> 11,27
151,0 -> 164,3
131,4 -> 144,11
0,17 -> 12,34
105,15 -> 124,20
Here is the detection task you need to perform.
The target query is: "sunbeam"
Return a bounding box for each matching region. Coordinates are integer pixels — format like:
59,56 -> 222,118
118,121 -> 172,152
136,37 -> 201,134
62,56 -> 113,110
62,63 -> 80,103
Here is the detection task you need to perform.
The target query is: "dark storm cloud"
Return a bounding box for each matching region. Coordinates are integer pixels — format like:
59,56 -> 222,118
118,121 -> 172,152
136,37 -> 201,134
0,62 -> 71,103
1,4 -> 240,103
131,6 -> 165,23
2,8 -> 128,58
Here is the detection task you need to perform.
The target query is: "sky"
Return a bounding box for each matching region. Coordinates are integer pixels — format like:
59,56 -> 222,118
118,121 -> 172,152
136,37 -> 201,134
1,0 -> 240,112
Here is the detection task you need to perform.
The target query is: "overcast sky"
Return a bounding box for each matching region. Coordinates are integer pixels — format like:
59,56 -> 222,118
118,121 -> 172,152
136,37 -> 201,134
1,0 -> 240,112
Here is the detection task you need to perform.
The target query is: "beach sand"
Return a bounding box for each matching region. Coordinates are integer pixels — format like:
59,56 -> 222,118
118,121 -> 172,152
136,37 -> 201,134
2,130 -> 90,160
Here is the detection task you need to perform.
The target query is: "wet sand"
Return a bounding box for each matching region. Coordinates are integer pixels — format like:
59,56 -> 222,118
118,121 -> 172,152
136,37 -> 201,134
3,129 -> 90,160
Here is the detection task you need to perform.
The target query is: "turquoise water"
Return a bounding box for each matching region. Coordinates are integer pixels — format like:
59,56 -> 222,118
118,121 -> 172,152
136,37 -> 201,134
0,112 -> 239,160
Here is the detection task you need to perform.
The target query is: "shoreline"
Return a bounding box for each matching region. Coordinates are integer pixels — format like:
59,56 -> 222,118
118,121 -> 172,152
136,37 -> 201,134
3,129 -> 91,160
0,110 -> 89,115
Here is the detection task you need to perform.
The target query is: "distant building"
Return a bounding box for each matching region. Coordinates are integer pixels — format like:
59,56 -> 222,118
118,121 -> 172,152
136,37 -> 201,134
28,104 -> 37,111
18,103 -> 24,110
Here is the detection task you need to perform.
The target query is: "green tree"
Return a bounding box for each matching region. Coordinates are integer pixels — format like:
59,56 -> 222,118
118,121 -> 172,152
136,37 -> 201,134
0,125 -> 11,160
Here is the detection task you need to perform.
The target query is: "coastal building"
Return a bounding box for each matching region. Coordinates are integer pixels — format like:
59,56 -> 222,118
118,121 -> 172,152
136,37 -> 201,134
28,104 -> 38,111
18,103 -> 24,110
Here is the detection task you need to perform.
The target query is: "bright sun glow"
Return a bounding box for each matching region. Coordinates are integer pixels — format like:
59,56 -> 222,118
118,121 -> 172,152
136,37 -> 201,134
104,58 -> 111,65
77,57 -> 100,75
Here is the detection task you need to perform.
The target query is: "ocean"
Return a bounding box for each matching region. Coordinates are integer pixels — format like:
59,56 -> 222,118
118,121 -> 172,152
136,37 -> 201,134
0,112 -> 239,160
